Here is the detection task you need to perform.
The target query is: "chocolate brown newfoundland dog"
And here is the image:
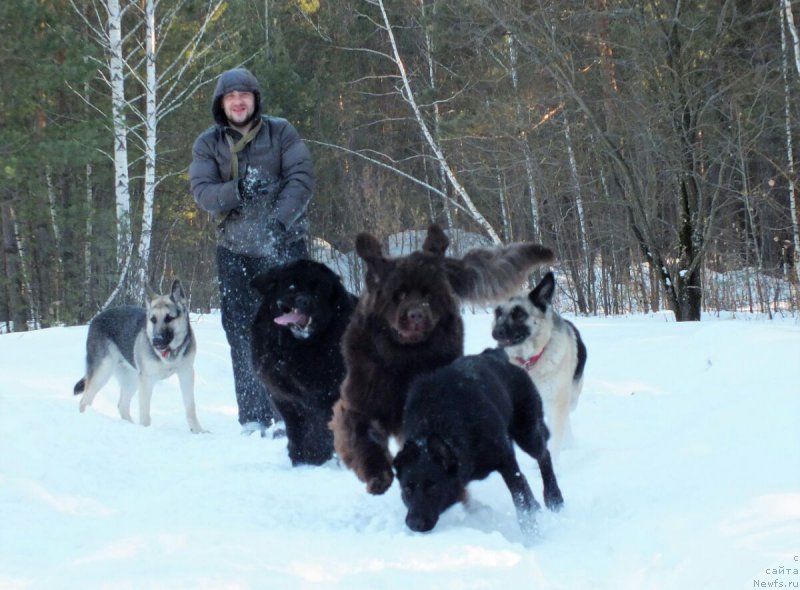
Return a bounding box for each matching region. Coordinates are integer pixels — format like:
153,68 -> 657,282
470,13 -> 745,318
330,224 -> 555,494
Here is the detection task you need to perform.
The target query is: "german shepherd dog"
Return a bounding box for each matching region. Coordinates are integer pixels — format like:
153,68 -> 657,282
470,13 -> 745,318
330,224 -> 555,495
393,348 -> 563,541
73,280 -> 206,433
491,272 -> 586,454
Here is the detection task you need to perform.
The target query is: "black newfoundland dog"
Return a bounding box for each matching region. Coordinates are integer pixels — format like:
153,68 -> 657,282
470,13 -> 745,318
251,259 -> 357,466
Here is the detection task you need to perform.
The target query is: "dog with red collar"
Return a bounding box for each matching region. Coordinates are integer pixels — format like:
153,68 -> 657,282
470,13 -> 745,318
491,272 -> 587,455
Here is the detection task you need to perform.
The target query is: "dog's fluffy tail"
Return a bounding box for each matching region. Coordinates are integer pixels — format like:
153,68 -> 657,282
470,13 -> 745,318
445,243 -> 555,304
73,378 -> 86,395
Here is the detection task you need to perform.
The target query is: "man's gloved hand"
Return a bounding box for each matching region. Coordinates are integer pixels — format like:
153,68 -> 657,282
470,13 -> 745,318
238,166 -> 277,201
265,218 -> 287,247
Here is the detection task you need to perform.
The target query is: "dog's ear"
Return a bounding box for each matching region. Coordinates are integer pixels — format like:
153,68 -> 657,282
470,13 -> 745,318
444,242 -> 555,304
145,284 -> 158,301
422,224 -> 449,257
428,436 -> 458,475
529,271 -> 556,310
356,232 -> 391,288
170,279 -> 187,303
393,440 -> 421,475
355,232 -> 384,263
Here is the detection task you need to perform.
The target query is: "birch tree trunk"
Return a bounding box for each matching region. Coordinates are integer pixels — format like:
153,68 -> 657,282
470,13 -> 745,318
108,0 -> 133,281
507,33 -> 542,241
133,0 -> 228,302
265,0 -> 271,60
420,0 -> 453,229
780,0 -> 800,284
374,0 -> 502,244
6,204 -> 38,329
563,111 -> 592,313
45,166 -> 65,290
84,163 -> 94,318
783,0 -> 800,75
92,0 -> 136,312
132,0 -> 157,302
72,0 -> 229,311
736,109 -> 770,317
497,171 -> 511,242
1,202 -> 29,331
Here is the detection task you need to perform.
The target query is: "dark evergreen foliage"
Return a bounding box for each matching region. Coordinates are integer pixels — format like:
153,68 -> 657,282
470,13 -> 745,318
0,0 -> 797,329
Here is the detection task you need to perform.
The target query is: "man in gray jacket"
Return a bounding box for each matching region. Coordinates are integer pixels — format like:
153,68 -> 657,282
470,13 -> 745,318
190,67 -> 314,435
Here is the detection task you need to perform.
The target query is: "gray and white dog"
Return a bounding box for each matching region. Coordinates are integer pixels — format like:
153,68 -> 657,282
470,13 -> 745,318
491,272 -> 587,454
73,279 -> 206,433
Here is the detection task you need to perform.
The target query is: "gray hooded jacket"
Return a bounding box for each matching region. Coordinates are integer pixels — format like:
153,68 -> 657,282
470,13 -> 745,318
189,68 -> 314,257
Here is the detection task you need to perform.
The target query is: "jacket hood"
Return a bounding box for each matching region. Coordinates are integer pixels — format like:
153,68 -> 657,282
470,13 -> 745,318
211,68 -> 262,127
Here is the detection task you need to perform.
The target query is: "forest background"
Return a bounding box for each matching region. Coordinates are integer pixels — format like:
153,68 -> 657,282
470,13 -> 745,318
2,0 -> 800,330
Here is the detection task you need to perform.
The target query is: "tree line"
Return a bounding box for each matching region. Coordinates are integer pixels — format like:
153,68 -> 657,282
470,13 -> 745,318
1,0 -> 798,330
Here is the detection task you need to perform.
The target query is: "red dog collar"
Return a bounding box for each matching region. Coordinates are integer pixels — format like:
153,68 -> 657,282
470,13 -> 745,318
514,349 -> 545,370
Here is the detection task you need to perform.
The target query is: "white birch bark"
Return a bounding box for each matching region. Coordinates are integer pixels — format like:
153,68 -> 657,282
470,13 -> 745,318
45,166 -> 65,275
783,0 -> 800,76
11,209 -> 38,329
421,0 -> 453,228
107,0 -> 133,275
564,113 -> 590,271
85,163 -> 94,304
780,2 -> 800,282
133,0 -> 157,301
265,0 -> 271,60
498,171 -> 511,242
507,33 -> 542,240
374,0 -> 502,244
71,0 -> 229,309
736,112 -> 769,316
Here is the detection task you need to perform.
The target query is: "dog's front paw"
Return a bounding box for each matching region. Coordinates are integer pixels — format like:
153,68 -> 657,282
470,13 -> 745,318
366,470 -> 393,495
544,489 -> 564,511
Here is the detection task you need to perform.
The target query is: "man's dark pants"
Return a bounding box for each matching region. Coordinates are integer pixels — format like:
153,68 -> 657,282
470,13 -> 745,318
216,240 -> 307,426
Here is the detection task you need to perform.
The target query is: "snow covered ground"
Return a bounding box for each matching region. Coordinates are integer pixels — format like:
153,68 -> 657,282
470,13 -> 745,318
1,310 -> 798,589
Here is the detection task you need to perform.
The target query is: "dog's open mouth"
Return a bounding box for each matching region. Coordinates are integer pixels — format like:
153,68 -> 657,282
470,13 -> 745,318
274,310 -> 310,328
493,336 -> 516,348
492,333 -> 528,348
274,309 -> 313,339
393,327 -> 428,344
154,345 -> 170,355
393,312 -> 434,344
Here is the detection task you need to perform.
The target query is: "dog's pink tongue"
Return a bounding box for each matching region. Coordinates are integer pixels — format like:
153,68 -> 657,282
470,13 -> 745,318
274,312 -> 306,326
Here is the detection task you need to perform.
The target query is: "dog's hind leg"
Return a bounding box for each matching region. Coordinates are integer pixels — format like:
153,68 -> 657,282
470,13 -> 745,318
116,367 -> 138,422
534,449 -> 564,511
547,391 -> 573,455
78,357 -> 114,413
280,403 -> 333,466
511,388 -> 564,512
513,437 -> 564,511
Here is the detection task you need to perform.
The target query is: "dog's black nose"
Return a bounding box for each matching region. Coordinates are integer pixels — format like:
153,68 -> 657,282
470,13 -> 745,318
406,306 -> 426,325
491,325 -> 507,340
406,513 -> 435,532
152,334 -> 172,349
276,298 -> 291,313
295,294 -> 312,310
